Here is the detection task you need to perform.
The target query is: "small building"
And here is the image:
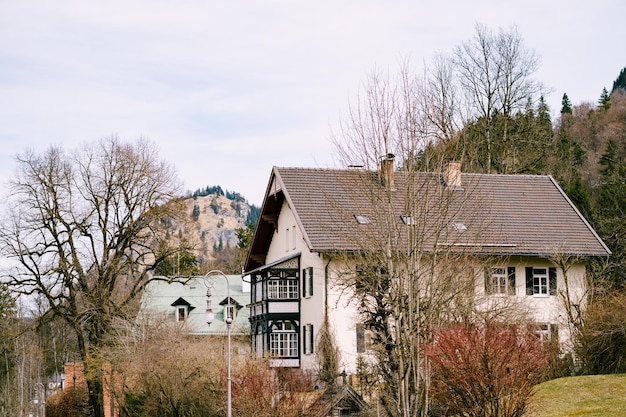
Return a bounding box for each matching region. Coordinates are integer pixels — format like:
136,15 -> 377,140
303,384 -> 370,417
137,274 -> 250,337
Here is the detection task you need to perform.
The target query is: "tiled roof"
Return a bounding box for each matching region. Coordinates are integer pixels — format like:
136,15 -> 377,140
303,384 -> 369,417
245,167 -> 610,272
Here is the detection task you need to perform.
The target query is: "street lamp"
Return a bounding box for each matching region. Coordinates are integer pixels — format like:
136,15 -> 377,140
204,270 -> 233,417
34,382 -> 45,417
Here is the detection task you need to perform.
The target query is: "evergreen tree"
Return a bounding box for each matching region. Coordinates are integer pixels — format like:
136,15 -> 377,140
536,96 -> 553,142
537,95 -> 549,117
154,239 -> 200,277
594,162 -> 626,288
599,87 -> 611,110
561,93 -> 573,115
566,174 -> 591,220
191,203 -> 200,221
612,66 -> 626,92
599,139 -> 617,177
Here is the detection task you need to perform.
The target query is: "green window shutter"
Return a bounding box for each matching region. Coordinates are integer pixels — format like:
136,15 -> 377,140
303,324 -> 314,354
507,266 -> 516,295
302,267 -> 313,297
550,323 -> 559,343
549,267 -> 557,296
525,267 -> 534,295
484,267 -> 492,295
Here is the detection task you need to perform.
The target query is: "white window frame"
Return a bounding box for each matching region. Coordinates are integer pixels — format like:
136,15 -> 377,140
267,277 -> 299,299
176,306 -> 187,322
491,267 -> 509,295
533,268 -> 549,296
270,321 -> 298,358
534,323 -> 557,344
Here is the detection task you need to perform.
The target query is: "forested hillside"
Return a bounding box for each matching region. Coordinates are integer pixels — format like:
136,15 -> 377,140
415,68 -> 626,374
420,78 -> 626,289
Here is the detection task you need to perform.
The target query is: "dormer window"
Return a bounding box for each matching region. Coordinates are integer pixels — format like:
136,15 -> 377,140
219,297 -> 242,320
171,297 -> 195,322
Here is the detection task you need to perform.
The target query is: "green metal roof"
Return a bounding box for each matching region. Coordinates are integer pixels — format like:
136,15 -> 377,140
138,275 -> 250,336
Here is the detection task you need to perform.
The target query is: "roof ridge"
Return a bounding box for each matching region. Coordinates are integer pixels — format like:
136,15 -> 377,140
275,166 -> 554,179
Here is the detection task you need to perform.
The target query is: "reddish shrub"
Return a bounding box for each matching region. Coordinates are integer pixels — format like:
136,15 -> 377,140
425,322 -> 548,417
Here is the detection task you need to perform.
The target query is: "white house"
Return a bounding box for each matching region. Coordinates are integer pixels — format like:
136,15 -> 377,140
137,275 -> 250,337
243,161 -> 610,374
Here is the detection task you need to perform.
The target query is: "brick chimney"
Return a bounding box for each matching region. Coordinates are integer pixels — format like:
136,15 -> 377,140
379,153 -> 395,190
444,161 -> 462,189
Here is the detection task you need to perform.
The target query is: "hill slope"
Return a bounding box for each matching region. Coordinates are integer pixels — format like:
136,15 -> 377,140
167,192 -> 256,268
527,374 -> 626,417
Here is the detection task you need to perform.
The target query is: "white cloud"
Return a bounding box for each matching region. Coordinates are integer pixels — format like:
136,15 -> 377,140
1,0 -> 625,205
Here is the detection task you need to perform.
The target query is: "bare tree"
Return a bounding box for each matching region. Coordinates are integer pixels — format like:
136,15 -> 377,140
107,317 -> 313,417
0,136 -> 185,417
331,65 -> 505,417
453,23 -> 541,172
425,54 -> 462,145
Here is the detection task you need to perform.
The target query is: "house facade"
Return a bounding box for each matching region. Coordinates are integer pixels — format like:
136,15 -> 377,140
137,274 -> 250,337
244,161 -> 610,374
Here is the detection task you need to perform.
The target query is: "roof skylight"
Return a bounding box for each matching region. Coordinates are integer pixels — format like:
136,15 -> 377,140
400,215 -> 416,225
354,214 -> 371,225
452,221 -> 467,231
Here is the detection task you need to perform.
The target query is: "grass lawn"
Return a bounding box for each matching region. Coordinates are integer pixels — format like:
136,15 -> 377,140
526,374 -> 626,417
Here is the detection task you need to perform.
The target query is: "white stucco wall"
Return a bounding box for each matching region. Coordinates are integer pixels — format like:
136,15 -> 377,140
261,200 -> 363,373
476,257 -> 588,348
261,200 -> 588,373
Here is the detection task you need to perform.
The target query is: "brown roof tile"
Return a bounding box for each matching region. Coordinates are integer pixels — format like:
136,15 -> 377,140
244,167 -> 610,272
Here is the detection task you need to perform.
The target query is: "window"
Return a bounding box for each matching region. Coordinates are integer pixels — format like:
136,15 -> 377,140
176,306 -> 187,322
534,268 -> 548,295
270,321 -> 298,358
303,324 -> 314,355
525,267 -> 557,296
171,297 -> 193,322
533,323 -> 558,344
286,226 -> 297,251
484,266 -> 515,295
225,304 -> 236,320
267,274 -> 299,299
303,267 -> 314,298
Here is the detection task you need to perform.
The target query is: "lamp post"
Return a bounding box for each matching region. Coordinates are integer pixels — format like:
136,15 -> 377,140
34,382 -> 45,417
203,270 -> 232,417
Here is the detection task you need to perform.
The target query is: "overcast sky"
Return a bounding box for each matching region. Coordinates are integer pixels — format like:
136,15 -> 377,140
1,1 -> 624,205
